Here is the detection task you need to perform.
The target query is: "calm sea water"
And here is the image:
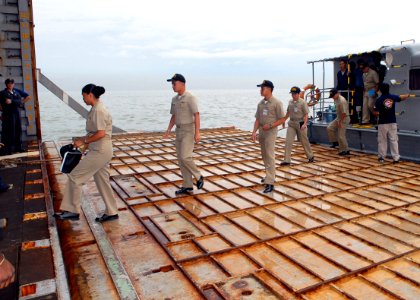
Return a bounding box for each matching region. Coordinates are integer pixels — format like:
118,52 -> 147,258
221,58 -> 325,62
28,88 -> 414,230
38,87 -> 297,141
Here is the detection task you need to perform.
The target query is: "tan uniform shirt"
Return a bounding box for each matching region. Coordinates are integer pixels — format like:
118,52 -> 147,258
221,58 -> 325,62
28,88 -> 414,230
287,98 -> 309,122
335,95 -> 349,118
363,68 -> 379,90
86,101 -> 112,150
170,91 -> 199,126
255,96 -> 284,126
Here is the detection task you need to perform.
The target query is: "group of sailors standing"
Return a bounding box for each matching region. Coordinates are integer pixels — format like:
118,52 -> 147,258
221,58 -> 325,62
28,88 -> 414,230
335,53 -> 387,125
334,57 -> 412,163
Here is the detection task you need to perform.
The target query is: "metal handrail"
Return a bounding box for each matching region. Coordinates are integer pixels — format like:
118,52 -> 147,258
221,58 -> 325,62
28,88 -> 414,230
305,87 -> 334,119
306,88 -> 353,122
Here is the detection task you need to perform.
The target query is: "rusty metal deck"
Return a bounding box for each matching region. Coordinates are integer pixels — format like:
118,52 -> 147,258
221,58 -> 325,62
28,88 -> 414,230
0,142 -> 69,300
42,127 -> 420,299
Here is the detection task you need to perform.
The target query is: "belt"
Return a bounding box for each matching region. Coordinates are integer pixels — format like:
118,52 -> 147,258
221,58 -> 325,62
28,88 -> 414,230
176,123 -> 194,128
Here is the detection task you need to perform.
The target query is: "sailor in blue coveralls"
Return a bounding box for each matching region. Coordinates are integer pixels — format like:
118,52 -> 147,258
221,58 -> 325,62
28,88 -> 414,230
0,78 -> 30,155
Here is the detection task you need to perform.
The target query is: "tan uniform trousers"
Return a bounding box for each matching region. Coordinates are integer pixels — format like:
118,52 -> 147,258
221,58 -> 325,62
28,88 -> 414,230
284,121 -> 313,163
258,127 -> 277,185
60,138 -> 118,215
362,91 -> 376,123
175,124 -> 201,188
378,123 -> 400,161
327,117 -> 350,152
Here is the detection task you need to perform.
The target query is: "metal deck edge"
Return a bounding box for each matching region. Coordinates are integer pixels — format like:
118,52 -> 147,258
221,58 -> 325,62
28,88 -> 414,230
39,144 -> 71,300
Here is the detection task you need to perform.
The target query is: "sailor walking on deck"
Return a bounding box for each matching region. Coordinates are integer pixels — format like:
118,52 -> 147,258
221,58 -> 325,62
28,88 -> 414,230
281,86 -> 314,166
252,80 -> 284,193
164,74 -> 204,195
327,88 -> 350,155
54,84 -> 118,222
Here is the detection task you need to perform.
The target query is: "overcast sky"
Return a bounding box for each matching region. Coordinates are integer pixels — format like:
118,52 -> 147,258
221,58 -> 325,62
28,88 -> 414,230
33,0 -> 420,90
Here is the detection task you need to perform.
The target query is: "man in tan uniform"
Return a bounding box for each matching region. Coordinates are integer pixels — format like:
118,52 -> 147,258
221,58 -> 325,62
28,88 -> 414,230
359,61 -> 379,124
327,88 -> 350,155
280,86 -> 314,166
164,74 -> 204,195
252,80 -> 284,193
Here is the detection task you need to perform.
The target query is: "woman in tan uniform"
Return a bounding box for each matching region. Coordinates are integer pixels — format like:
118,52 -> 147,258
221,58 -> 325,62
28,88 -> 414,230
54,84 -> 118,222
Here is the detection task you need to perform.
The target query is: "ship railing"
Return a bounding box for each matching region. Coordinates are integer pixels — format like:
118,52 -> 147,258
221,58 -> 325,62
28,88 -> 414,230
307,88 -> 355,123
305,87 -> 335,123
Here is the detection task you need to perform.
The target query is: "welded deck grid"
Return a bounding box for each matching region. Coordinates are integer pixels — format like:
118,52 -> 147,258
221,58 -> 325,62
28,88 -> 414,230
48,127 -> 420,299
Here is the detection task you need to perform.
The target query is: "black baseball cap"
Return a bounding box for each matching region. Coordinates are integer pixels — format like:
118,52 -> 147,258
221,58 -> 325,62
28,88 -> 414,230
290,86 -> 301,94
167,73 -> 186,83
329,88 -> 338,98
257,80 -> 274,89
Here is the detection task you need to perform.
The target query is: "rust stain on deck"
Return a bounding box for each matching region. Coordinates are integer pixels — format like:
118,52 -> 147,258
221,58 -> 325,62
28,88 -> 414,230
43,127 -> 420,299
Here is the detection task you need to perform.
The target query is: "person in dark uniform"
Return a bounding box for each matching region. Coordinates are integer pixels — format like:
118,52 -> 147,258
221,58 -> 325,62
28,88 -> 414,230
0,143 -> 13,193
373,83 -> 411,163
372,51 -> 387,84
0,79 -> 30,155
348,61 -> 364,123
336,59 -> 349,99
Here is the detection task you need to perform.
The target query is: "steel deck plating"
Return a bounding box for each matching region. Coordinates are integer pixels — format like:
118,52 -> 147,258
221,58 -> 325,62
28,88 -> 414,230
41,127 -> 420,299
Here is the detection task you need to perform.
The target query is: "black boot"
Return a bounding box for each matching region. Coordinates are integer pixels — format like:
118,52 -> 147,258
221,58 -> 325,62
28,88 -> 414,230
54,211 -> 80,220
196,176 -> 204,189
175,187 -> 193,195
338,150 -> 351,156
330,142 -> 339,148
263,184 -> 274,193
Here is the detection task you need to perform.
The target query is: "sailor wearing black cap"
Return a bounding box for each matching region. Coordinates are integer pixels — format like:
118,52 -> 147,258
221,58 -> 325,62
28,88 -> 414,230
0,78 -> 31,155
252,80 -> 284,193
280,86 -> 314,165
327,88 -> 350,155
164,74 -> 204,195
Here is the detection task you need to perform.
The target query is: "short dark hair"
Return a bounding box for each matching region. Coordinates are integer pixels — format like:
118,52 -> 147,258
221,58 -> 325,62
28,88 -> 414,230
379,83 -> 390,95
5,78 -> 14,85
339,59 -> 348,64
359,62 -> 368,69
82,83 -> 105,98
372,51 -> 382,63
257,80 -> 274,90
